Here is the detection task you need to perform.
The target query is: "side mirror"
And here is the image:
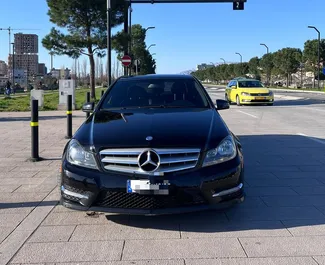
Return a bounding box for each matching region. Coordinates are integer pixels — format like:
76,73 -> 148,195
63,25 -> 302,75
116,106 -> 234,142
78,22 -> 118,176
82,102 -> 94,113
215,99 -> 230,110
231,86 -> 237,89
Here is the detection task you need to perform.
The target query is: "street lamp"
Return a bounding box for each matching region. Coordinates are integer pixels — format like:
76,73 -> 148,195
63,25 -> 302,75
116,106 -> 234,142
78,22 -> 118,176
147,44 -> 156,50
308,25 -> 321,89
235,52 -> 243,76
107,0 -> 112,86
235,52 -> 242,63
11,42 -> 15,85
151,53 -> 156,56
260,43 -> 269,54
145,26 -> 155,33
220,58 -> 226,64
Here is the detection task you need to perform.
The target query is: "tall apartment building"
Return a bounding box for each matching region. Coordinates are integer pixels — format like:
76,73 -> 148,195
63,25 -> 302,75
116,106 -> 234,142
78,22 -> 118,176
7,33 -> 39,84
0,60 -> 8,76
14,34 -> 38,54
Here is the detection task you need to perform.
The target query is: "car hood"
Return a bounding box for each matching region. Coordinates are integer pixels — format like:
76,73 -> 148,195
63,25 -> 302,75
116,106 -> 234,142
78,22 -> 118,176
240,88 -> 270,93
74,108 -> 230,152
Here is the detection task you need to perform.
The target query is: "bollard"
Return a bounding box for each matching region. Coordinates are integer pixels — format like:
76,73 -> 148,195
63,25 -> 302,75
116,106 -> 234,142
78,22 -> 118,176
65,95 -> 72,139
86,92 -> 90,118
30,99 -> 39,161
101,90 -> 104,97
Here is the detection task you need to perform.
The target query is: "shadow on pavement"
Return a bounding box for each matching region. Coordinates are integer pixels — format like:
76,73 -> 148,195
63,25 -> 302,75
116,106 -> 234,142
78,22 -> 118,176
106,134 -> 325,233
0,200 -> 59,209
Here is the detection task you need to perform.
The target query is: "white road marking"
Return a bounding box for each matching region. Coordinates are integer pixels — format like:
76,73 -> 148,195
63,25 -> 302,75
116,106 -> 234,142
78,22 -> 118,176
236,110 -> 258,119
297,133 -> 325,145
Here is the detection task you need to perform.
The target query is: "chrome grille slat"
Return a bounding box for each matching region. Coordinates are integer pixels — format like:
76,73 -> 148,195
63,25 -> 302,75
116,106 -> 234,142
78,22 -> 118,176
99,148 -> 201,175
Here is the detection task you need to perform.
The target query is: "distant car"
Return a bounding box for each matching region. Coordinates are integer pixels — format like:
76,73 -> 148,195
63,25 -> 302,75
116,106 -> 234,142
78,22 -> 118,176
59,74 -> 245,216
225,78 -> 274,106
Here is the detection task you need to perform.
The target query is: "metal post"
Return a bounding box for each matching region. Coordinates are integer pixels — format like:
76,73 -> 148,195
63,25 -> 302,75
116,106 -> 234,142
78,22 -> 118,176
308,26 -> 321,89
86,92 -> 90,119
129,3 -> 132,76
11,43 -> 15,86
123,1 -> 128,76
30,99 -> 39,161
107,0 -> 112,86
101,90 -> 104,97
66,95 -> 72,139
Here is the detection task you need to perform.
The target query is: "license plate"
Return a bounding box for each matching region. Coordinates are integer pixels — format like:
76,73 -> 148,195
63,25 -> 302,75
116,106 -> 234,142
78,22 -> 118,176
255,96 -> 266,100
127,179 -> 170,195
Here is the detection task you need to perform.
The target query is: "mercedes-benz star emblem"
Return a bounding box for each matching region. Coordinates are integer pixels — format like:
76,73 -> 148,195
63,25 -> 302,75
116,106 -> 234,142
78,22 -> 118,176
138,149 -> 160,172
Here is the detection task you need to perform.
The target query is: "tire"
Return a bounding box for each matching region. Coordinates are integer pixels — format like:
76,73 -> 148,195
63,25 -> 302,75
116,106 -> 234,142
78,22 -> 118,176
225,93 -> 230,103
236,95 -> 241,106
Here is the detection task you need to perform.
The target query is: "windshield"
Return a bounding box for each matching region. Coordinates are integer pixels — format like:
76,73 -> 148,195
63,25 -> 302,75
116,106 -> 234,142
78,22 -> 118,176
100,78 -> 210,109
238,80 -> 264,88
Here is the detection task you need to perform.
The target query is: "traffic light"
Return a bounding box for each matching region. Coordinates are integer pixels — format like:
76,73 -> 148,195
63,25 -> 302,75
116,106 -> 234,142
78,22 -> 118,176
233,1 -> 244,10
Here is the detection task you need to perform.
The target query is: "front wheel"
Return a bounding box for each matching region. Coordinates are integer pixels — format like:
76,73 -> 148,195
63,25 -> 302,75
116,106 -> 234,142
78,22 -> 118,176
236,95 -> 241,106
225,93 -> 230,103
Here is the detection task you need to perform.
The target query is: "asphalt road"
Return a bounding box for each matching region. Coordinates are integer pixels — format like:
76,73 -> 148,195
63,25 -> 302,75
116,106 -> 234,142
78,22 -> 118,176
1,89 -> 325,264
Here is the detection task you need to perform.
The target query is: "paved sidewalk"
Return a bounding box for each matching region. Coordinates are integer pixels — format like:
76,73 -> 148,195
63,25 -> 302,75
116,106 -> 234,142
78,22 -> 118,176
1,100 -> 325,264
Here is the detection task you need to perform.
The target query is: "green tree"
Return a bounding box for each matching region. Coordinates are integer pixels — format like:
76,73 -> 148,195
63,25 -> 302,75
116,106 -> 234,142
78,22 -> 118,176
303,39 -> 325,85
112,24 -> 156,75
260,53 -> 274,85
273,48 -> 301,87
248,57 -> 260,78
42,0 -> 126,99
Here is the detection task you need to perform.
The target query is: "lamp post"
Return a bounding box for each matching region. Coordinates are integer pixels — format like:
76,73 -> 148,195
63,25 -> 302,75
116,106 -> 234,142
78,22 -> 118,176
220,58 -> 226,64
308,25 -> 321,89
11,42 -> 15,86
145,26 -> 155,34
260,43 -> 270,85
235,52 -> 242,75
107,0 -> 112,86
147,44 -> 156,51
260,43 -> 269,54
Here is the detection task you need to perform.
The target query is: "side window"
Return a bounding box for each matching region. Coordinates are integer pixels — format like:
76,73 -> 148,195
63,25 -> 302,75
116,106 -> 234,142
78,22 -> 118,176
227,81 -> 233,87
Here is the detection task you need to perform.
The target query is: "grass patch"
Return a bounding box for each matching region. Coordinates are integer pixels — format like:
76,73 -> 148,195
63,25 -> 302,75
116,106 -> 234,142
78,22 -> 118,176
0,87 -> 105,112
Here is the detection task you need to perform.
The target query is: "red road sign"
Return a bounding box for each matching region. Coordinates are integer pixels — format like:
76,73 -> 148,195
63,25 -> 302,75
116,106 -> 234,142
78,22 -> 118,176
121,55 -> 132,67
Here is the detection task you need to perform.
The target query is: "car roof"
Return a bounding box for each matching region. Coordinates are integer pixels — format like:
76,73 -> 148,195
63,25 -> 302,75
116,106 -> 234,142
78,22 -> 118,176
117,74 -> 195,81
232,77 -> 260,82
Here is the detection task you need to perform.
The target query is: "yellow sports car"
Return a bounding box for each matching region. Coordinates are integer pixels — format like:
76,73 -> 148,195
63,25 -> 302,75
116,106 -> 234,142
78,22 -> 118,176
225,78 -> 274,106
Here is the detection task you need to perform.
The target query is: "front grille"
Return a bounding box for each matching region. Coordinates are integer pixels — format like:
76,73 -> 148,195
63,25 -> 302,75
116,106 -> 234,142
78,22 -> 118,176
95,189 -> 207,209
250,93 -> 270,96
99,148 -> 201,175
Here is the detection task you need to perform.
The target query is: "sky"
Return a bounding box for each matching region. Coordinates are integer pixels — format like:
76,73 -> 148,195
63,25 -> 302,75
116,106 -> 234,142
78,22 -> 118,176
0,0 -> 324,74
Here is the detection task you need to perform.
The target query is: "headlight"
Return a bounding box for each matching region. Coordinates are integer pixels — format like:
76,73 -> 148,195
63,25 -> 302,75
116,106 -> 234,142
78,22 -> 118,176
66,139 -> 98,169
241,92 -> 250,96
202,135 -> 237,167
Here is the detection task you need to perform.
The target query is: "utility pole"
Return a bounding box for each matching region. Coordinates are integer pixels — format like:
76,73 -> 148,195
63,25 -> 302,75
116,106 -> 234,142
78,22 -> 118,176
11,42 -> 15,85
260,43 -> 270,85
235,52 -> 243,75
128,3 -> 132,76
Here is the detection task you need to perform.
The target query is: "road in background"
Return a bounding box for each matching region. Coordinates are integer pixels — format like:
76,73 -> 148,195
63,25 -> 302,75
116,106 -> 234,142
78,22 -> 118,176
1,89 -> 325,264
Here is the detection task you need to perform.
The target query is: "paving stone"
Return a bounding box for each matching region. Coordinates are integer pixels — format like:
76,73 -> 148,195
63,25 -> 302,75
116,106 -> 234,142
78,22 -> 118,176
246,178 -> 324,187
0,227 -> 13,243
0,230 -> 32,265
282,219 -> 325,236
181,220 -> 291,238
14,184 -> 56,193
261,195 -> 325,207
122,238 -> 246,260
292,186 -> 325,195
0,192 -> 48,203
313,256 -> 325,265
46,261 -> 184,265
28,225 -> 76,243
185,257 -> 318,265
41,212 -> 117,226
0,171 -> 38,178
70,222 -> 180,241
0,185 -> 20,193
244,187 -> 298,197
0,178 -> 47,186
11,241 -> 124,263
225,206 -> 325,221
239,236 -> 325,257
0,213 -> 27,228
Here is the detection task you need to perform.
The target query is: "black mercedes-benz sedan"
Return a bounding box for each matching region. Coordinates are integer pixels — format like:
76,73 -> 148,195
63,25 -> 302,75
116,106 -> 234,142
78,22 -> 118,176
59,74 -> 245,215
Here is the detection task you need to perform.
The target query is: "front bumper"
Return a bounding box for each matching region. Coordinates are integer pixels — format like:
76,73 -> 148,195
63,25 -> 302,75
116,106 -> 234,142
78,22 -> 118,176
241,95 -> 274,104
59,155 -> 245,216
